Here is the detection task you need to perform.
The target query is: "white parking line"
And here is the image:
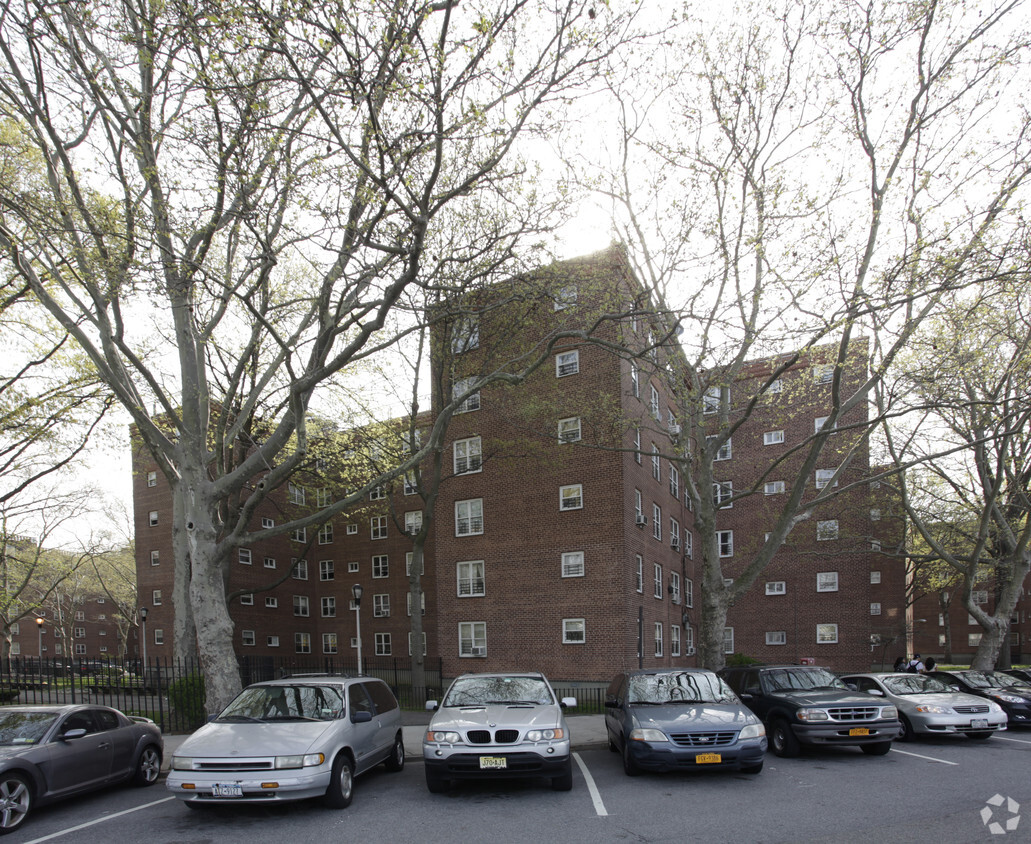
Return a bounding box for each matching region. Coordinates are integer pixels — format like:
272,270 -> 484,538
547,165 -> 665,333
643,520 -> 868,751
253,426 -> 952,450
22,796 -> 176,844
890,747 -> 959,765
573,751 -> 608,817
994,735 -> 1031,745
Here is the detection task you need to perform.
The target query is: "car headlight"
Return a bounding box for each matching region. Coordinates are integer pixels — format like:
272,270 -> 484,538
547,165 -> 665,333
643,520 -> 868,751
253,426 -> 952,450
171,756 -> 194,771
426,730 -> 462,744
274,753 -> 325,769
987,701 -> 1004,713
739,723 -> 766,740
796,708 -> 829,722
880,706 -> 898,720
914,705 -> 952,715
628,728 -> 668,742
526,728 -> 565,741
990,693 -> 1027,704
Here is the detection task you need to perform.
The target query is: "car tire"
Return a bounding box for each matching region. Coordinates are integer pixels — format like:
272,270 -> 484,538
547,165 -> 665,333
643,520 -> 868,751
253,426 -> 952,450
860,741 -> 892,756
323,754 -> 354,809
607,731 -> 618,753
133,744 -> 162,786
384,733 -> 405,772
770,720 -> 800,758
425,770 -> 449,794
965,730 -> 994,740
898,715 -> 916,742
0,772 -> 32,835
622,740 -> 641,776
551,761 -> 574,791
741,761 -> 763,775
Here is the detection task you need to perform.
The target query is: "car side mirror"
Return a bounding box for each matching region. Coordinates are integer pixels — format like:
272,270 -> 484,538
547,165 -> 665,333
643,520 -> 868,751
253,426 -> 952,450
425,700 -> 439,711
60,728 -> 87,741
844,683 -> 857,691
604,699 -> 619,709
950,686 -> 961,692
560,697 -> 577,709
351,710 -> 373,723
739,692 -> 753,700
866,689 -> 884,697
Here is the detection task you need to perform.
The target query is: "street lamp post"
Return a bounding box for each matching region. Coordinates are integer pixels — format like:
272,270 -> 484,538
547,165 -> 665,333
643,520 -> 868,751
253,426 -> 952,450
352,584 -> 363,676
36,616 -> 43,665
139,607 -> 148,675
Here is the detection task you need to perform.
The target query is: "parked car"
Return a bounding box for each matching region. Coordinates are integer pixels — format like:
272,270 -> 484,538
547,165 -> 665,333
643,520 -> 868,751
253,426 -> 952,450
718,665 -> 899,757
167,675 -> 403,810
841,672 -> 1007,741
604,669 -> 766,776
0,704 -> 162,836
1000,668 -> 1031,685
423,672 -> 575,793
926,670 -> 1031,727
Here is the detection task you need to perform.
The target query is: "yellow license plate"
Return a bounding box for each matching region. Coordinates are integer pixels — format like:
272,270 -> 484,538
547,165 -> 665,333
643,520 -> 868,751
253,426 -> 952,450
849,728 -> 870,736
479,756 -> 507,770
695,753 -> 722,764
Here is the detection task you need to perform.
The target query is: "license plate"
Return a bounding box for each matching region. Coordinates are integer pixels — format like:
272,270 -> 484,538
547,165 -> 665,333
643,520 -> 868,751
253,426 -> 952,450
849,728 -> 870,736
479,756 -> 507,770
211,783 -> 243,798
972,719 -> 989,729
695,753 -> 722,764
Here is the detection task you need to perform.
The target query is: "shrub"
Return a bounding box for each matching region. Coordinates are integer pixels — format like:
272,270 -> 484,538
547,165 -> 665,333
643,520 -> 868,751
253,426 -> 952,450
168,674 -> 206,730
724,652 -> 762,667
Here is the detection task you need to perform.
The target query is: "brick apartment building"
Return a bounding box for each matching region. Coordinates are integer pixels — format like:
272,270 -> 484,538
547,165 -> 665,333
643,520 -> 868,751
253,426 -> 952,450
133,247 -> 906,682
912,586 -> 1028,667
8,595 -> 128,661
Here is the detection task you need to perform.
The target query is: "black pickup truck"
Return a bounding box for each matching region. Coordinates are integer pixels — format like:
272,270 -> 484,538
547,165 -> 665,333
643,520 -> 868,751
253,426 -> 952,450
718,665 -> 900,757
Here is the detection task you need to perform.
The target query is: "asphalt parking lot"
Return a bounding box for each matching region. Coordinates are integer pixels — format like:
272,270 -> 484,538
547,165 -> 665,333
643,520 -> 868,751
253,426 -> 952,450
6,717 -> 1030,844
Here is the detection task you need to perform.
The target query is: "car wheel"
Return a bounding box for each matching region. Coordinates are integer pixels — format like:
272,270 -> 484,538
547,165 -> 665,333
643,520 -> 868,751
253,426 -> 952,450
384,733 -> 405,772
966,730 -> 994,740
0,773 -> 31,835
425,770 -> 449,794
323,754 -> 354,809
551,761 -> 573,791
741,761 -> 763,775
133,744 -> 162,786
622,739 -> 641,776
860,741 -> 892,756
770,720 -> 800,758
898,715 -> 916,742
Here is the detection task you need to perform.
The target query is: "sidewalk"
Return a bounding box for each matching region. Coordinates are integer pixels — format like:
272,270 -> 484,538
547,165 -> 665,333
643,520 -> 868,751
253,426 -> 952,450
159,714 -> 608,771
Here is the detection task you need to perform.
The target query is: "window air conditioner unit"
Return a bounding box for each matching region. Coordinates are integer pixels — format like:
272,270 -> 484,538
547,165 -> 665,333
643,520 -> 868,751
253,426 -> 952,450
670,539 -> 680,550
668,423 -> 682,438
635,514 -> 647,527
470,646 -> 486,656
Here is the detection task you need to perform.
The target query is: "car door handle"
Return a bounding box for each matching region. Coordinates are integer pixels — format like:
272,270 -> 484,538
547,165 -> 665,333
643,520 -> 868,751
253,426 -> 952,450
97,741 -> 111,749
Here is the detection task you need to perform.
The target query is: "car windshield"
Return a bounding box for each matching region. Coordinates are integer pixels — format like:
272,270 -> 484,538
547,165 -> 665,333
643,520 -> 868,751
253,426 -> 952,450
443,676 -> 554,706
217,684 -> 344,721
954,671 -> 1014,690
763,668 -> 846,692
882,674 -> 948,695
0,711 -> 58,745
628,672 -> 737,704
1000,673 -> 1031,689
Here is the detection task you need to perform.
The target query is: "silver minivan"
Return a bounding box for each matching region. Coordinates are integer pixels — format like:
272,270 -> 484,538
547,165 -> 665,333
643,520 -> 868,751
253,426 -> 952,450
167,675 -> 403,810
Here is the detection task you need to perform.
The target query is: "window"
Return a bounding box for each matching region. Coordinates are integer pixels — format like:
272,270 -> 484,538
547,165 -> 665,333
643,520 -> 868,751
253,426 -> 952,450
634,488 -> 644,523
74,612 -> 83,622
369,486 -> 385,500
320,559 -> 334,581
973,590 -> 988,605
670,518 -> 681,550
154,629 -> 164,645
767,378 -> 783,393
870,603 -> 882,616
373,594 -> 390,618
375,632 -> 392,656
871,540 -> 882,552
318,523 -> 334,544
870,508 -> 881,521
348,560 -> 359,573
372,554 -> 389,578
654,623 -> 664,656
453,377 -> 481,413
403,474 -> 417,495
654,564 -> 663,598
149,511 -> 158,526
870,571 -> 881,584
240,630 -> 256,647
147,471 -> 157,487
346,523 -> 358,535
816,520 -> 839,540
685,532 -> 693,559
261,517 -> 274,529
265,597 -> 278,608
713,481 -> 733,509
561,551 -> 584,578
766,631 -> 787,645
766,581 -> 786,595
556,350 -> 579,377
708,436 -> 732,461
718,530 -> 734,557
563,618 -> 586,644
267,635 -> 279,647
370,516 -> 388,540
815,416 -> 833,433
74,627 -> 85,638
459,622 -> 487,657
669,464 -> 680,499
670,571 -> 681,604
671,625 -> 681,656
630,363 -> 639,398
764,481 -> 785,495
316,488 -> 330,508
455,499 -> 484,535
651,446 -> 661,481
409,632 -> 428,657
817,572 -> 839,592
814,363 -> 834,384
407,592 -> 426,616
684,625 -> 695,655
650,385 -> 661,420
703,385 -> 725,415
291,526 -> 307,543
635,555 -> 643,593
293,596 -> 310,617
323,633 -> 338,654
74,643 -> 85,655
452,315 -> 479,353
764,430 -> 784,445
723,627 -> 734,654
295,632 -> 311,654
292,559 -> 308,580
454,437 -> 482,474
815,468 -> 837,489
404,511 -> 423,535
553,283 -> 577,310
150,550 -> 160,566
652,504 -> 662,540
288,483 -> 306,505
264,556 -> 276,569
322,596 -> 336,617
817,623 -> 838,643
239,593 -> 252,606
968,632 -> 983,647
685,578 -> 694,608
559,484 -> 583,511
558,417 -> 582,443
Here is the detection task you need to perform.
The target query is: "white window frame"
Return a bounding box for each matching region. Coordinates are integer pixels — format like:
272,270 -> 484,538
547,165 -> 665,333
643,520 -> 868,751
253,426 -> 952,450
405,510 -> 423,535
816,571 -> 839,592
453,377 -> 481,413
650,385 -> 661,420
242,630 -> 256,647
651,446 -> 661,481
562,618 -> 586,644
265,597 -> 278,608
816,519 -> 839,541
322,596 -> 337,617
293,595 -> 309,617
870,571 -> 881,584
320,559 -> 334,581
452,315 -> 479,353
670,571 -> 681,604
654,622 -> 664,656
556,350 -> 580,377
765,581 -> 786,595
375,632 -> 392,656
652,504 -> 662,540
670,518 -> 681,550
654,563 -> 663,599
764,481 -> 785,495
561,551 -> 585,578
454,436 -> 482,474
373,594 -> 390,618
554,283 -> 578,310
635,554 -> 643,594
238,592 -> 251,606
459,622 -> 487,657
455,499 -> 484,536
318,523 -> 333,545
764,430 -> 785,445
817,623 -> 839,644
559,484 -> 583,511
717,530 -> 734,557
723,627 -> 734,654
713,481 -> 733,509
457,560 -> 485,597
558,417 -> 582,443
370,515 -> 388,540
766,631 -> 787,645
870,603 -> 882,616
669,464 -> 680,499
815,468 -> 837,489
372,554 -> 389,579
814,363 -> 834,384
323,633 -> 338,654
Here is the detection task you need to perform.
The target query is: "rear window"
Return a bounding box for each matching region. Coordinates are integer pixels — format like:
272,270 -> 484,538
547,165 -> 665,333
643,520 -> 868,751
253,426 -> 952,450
364,681 -> 398,715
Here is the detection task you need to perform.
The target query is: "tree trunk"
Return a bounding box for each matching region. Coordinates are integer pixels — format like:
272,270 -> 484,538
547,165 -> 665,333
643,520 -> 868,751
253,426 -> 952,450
971,618 -> 1007,670
171,484 -> 197,663
697,579 -> 731,671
